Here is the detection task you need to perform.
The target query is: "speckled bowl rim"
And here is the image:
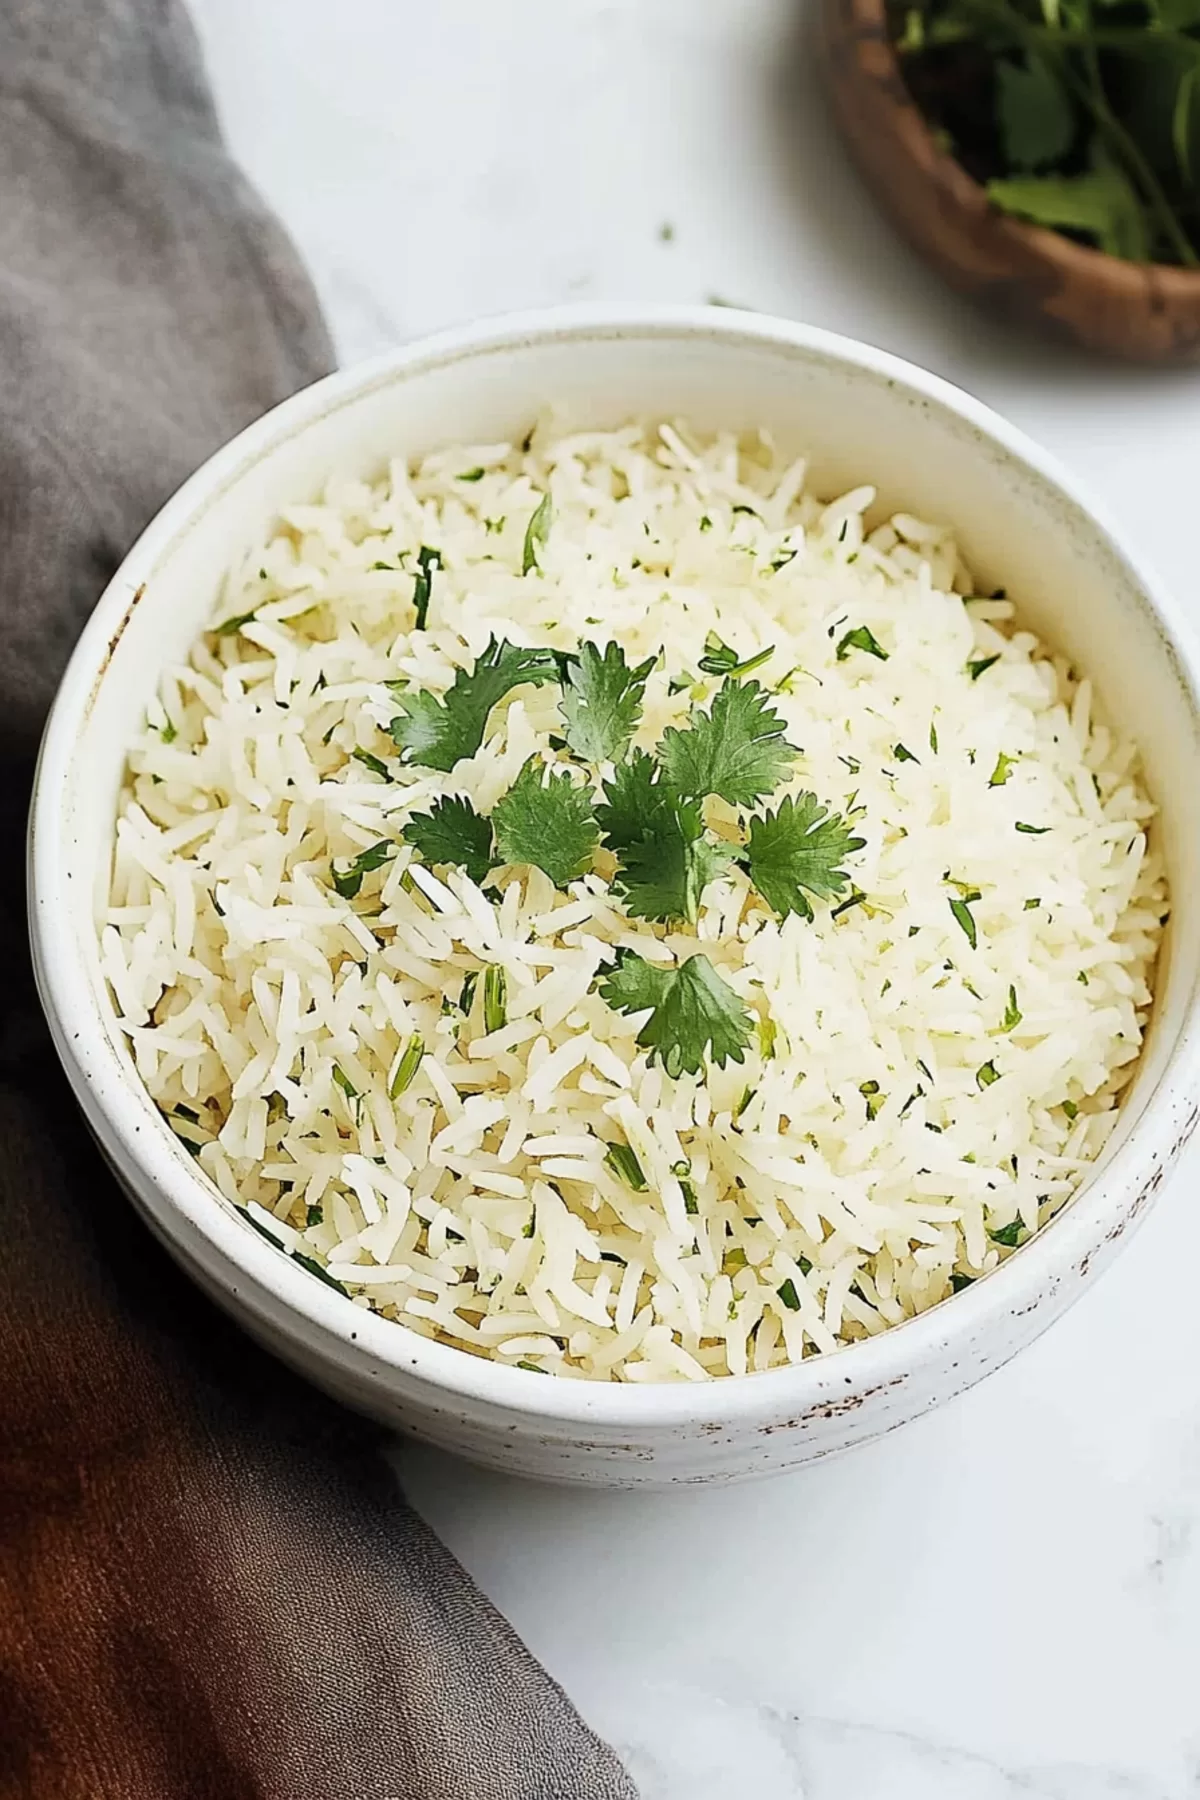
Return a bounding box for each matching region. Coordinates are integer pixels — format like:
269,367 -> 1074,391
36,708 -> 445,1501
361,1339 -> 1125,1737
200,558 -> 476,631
29,303 -> 1200,1430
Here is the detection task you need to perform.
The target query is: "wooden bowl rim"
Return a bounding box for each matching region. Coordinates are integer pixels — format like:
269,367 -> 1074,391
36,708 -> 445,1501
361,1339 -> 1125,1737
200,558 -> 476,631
846,0 -> 1200,295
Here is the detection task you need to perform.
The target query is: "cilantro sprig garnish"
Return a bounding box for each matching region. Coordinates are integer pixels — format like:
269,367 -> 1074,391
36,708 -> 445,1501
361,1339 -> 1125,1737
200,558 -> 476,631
658,679 -> 797,807
597,752 -> 734,925
492,758 -> 598,887
559,641 -> 655,764
599,950 -> 753,1077
614,798 -> 733,925
402,796 -> 494,885
375,632 -> 862,1077
741,794 -> 865,922
389,637 -> 559,771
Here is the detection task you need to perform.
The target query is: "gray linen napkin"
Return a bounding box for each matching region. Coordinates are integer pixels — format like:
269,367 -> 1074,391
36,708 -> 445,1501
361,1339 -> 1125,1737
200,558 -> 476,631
0,4 -> 636,1796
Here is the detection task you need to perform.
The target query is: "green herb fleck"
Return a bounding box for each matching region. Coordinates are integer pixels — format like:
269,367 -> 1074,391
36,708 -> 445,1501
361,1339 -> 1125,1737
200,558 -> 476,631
411,545 -> 443,631
976,1060 -> 1000,1089
836,625 -> 888,662
332,839 -> 393,900
604,1141 -> 648,1191
522,493 -> 552,574
1001,984 -> 1022,1032
350,747 -> 390,779
949,894 -> 978,949
968,654 -> 1001,681
989,752 -> 1015,787
697,633 -> 776,680
214,607 -> 258,637
292,1252 -> 349,1296
482,964 -> 507,1034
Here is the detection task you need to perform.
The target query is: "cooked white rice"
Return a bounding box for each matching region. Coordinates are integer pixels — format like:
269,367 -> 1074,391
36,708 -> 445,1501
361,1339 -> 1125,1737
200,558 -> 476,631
101,420 -> 1167,1382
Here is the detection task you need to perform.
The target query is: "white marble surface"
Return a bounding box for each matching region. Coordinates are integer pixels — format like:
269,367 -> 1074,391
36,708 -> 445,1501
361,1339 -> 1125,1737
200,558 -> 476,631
189,3 -> 1200,1792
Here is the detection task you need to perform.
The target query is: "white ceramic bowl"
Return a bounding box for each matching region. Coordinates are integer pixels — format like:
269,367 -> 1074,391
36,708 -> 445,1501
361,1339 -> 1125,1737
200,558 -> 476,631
30,306 -> 1200,1487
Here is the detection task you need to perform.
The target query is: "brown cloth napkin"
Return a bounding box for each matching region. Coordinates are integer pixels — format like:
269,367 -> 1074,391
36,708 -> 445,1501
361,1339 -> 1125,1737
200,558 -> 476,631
0,5 -> 637,1797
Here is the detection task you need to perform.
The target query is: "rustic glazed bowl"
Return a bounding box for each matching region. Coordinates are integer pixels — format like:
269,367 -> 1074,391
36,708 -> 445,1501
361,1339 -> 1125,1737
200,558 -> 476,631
28,306 -> 1200,1485
822,0 -> 1200,362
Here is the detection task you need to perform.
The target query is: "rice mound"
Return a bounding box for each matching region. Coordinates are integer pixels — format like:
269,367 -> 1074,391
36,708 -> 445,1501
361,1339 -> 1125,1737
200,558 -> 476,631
101,421 -> 1167,1382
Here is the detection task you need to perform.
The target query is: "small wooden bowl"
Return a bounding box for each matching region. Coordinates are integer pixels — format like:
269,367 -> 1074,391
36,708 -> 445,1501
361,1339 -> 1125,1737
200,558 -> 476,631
821,0 -> 1200,361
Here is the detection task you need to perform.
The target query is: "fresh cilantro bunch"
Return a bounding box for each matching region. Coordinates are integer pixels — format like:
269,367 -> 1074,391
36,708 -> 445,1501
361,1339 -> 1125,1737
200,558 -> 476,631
893,0 -> 1200,268
377,627 -> 863,1075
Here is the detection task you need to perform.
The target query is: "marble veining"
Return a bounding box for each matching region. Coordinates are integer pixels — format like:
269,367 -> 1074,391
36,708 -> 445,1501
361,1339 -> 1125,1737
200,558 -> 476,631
190,1 -> 1200,1790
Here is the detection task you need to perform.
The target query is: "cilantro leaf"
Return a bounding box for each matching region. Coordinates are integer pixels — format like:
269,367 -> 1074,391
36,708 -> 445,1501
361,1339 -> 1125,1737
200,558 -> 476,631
742,792 -> 864,921
836,625 -> 888,662
987,165 -> 1150,262
596,751 -> 732,923
402,795 -> 494,884
389,637 -> 559,771
1001,984 -> 1022,1031
996,55 -> 1075,172
522,493 -> 552,574
617,807 -> 733,925
214,607 -> 258,637
411,546 -> 442,631
331,839 -> 394,900
559,640 -> 655,764
492,758 -> 598,887
658,679 -> 797,807
594,749 -> 664,847
598,950 -> 753,1076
